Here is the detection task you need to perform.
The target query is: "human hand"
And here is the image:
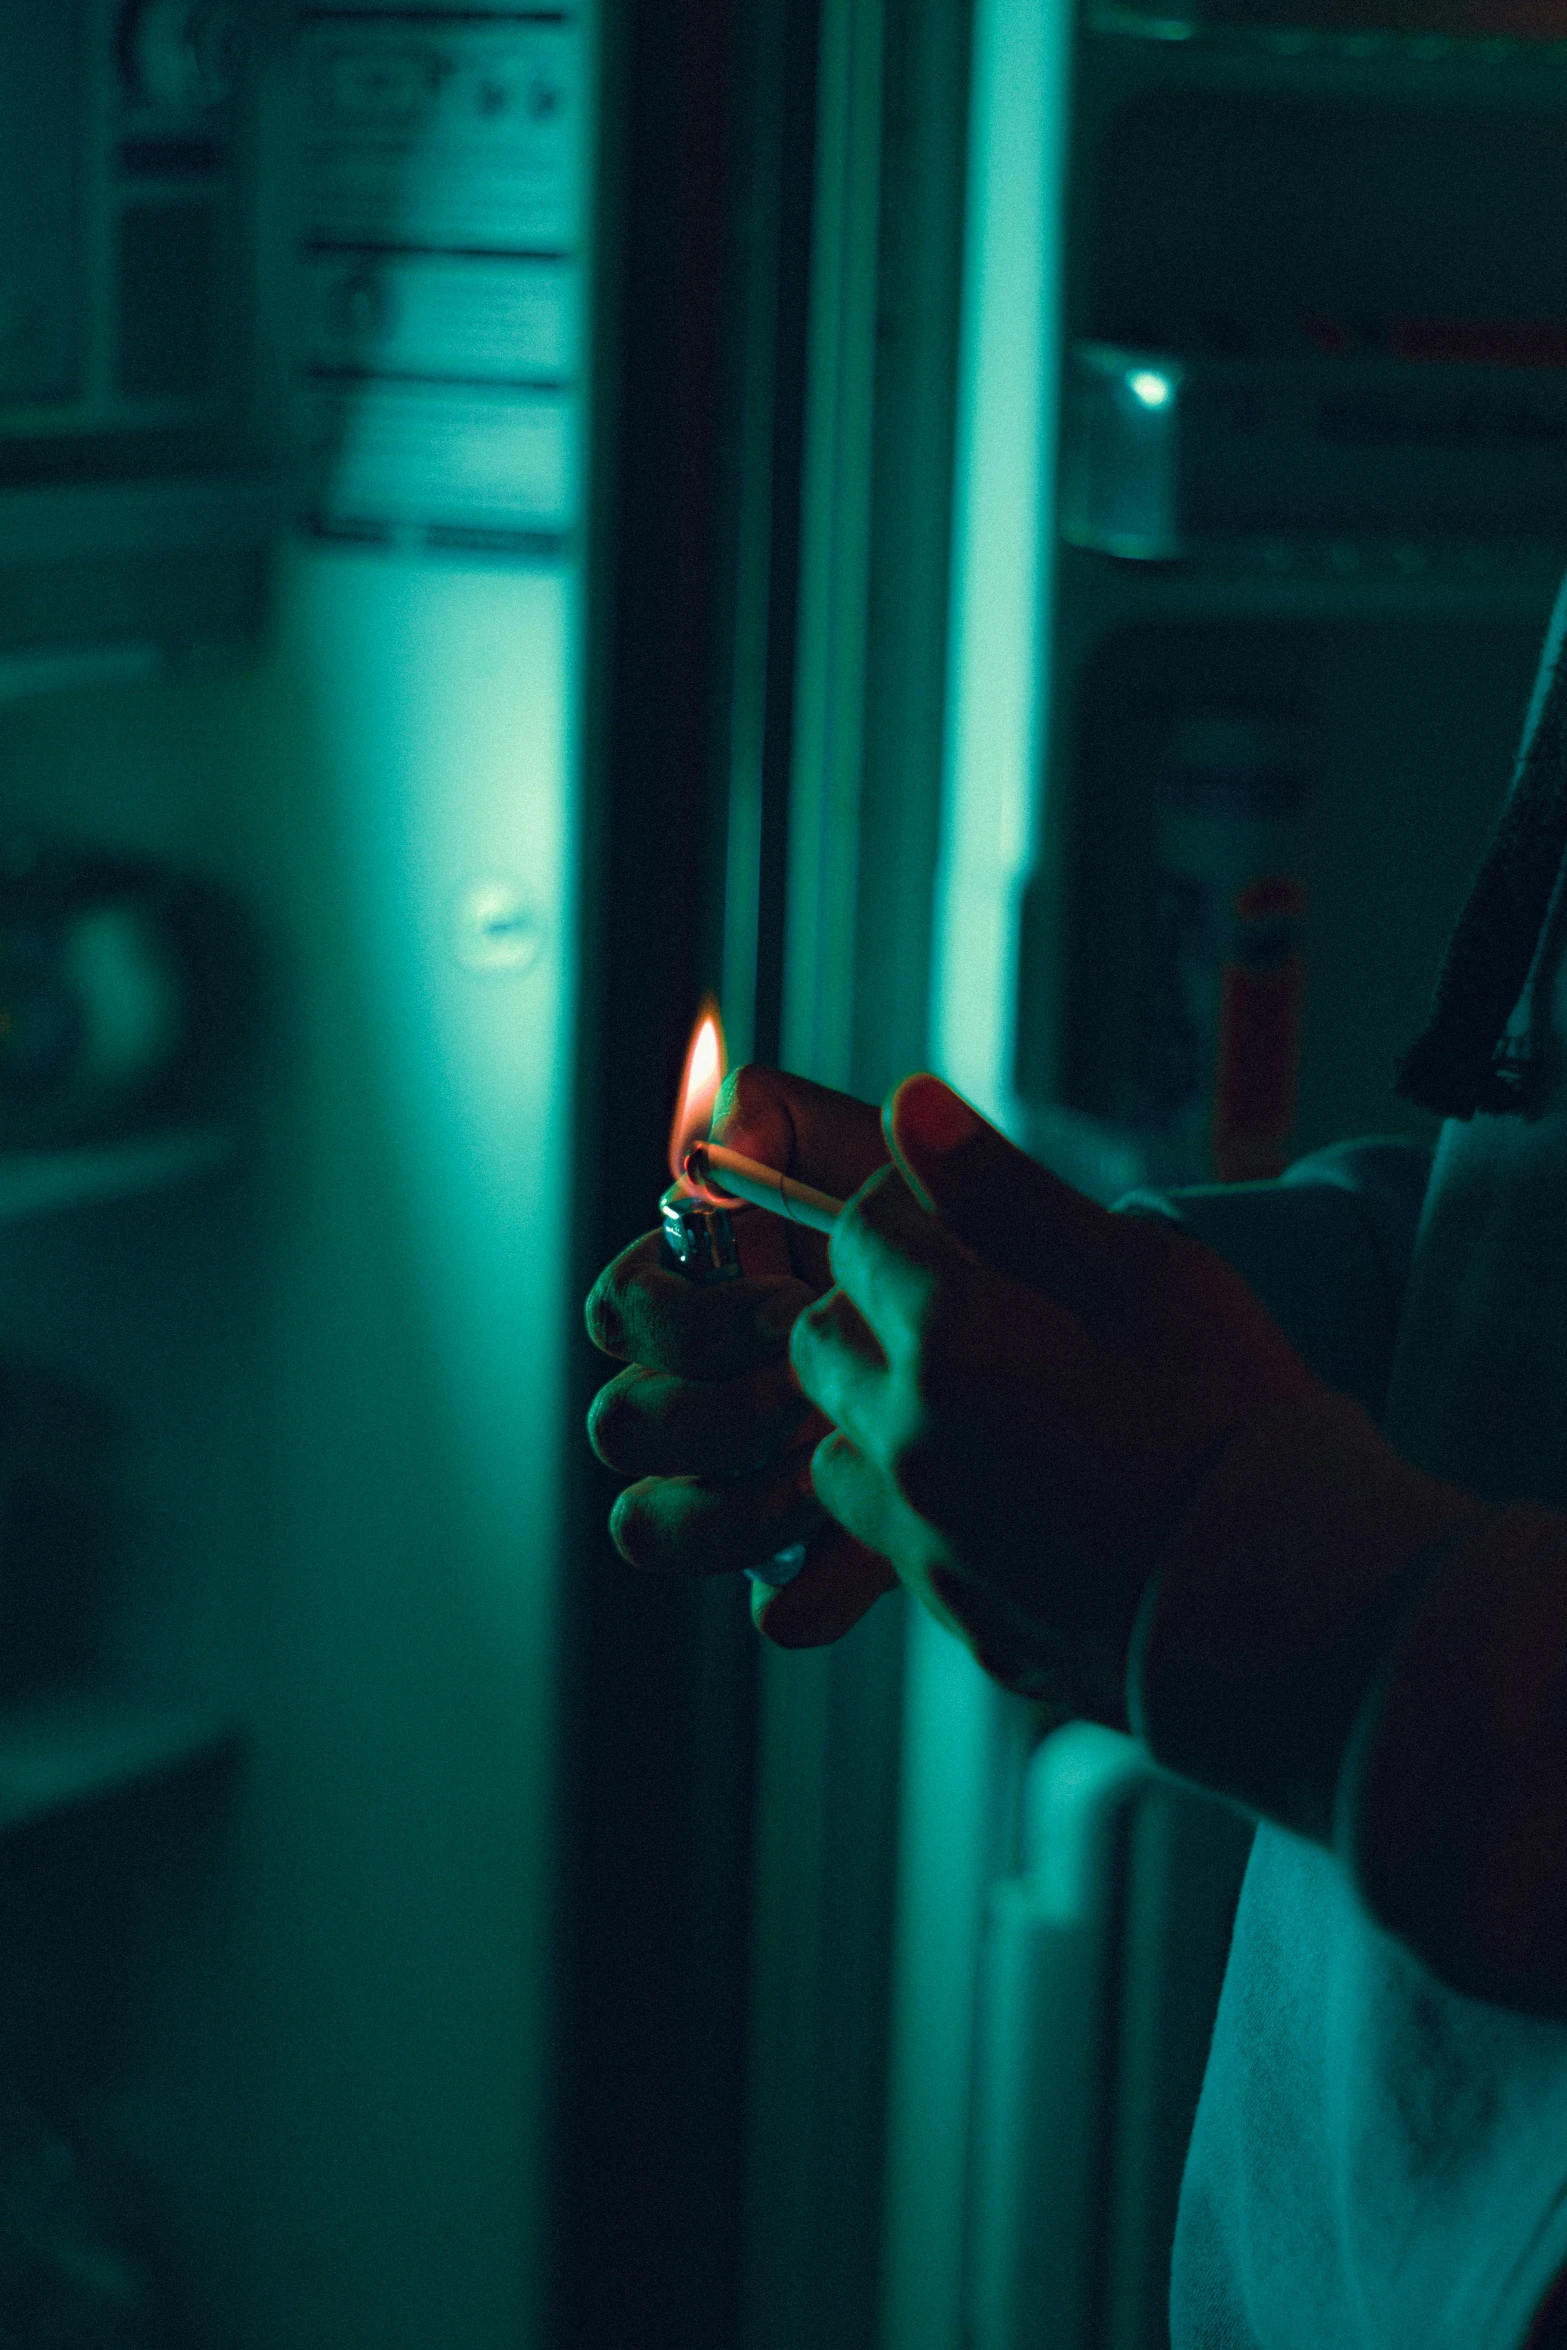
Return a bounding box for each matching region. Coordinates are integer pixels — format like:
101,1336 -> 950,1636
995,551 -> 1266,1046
789,1074 -> 1325,1723
584,1065 -> 901,1644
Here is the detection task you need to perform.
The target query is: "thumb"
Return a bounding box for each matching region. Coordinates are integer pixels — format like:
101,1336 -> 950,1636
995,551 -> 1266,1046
885,1073 -> 1127,1318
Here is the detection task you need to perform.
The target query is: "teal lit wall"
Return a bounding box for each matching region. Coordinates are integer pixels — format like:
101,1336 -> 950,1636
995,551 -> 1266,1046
0,537 -> 581,2345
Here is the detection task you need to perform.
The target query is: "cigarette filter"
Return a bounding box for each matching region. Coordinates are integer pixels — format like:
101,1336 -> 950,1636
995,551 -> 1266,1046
683,1141 -> 844,1233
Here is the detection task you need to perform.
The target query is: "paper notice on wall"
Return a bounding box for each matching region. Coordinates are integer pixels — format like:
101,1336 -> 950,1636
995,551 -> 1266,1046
309,382 -> 575,542
301,252 -> 579,384
296,9 -> 585,552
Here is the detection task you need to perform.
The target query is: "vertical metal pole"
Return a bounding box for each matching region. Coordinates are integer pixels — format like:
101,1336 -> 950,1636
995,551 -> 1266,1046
740,8 -> 897,2350
719,0 -> 784,1071
556,4 -> 770,2345
780,0 -> 886,1094
877,0 -> 1076,2346
928,0 -> 1072,1128
721,0 -> 825,1072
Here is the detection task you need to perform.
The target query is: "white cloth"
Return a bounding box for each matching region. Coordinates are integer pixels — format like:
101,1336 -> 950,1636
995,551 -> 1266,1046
1165,567 -> 1567,2349
1173,1820 -> 1567,2350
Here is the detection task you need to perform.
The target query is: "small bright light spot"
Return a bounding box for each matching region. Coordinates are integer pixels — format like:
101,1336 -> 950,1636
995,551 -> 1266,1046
1128,370 -> 1172,408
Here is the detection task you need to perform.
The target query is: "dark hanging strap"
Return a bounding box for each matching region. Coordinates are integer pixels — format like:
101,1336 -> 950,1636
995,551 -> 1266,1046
1394,641 -> 1567,1119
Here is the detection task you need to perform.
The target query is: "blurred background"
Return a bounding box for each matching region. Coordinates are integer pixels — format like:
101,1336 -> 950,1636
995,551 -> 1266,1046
0,1 -> 1564,2346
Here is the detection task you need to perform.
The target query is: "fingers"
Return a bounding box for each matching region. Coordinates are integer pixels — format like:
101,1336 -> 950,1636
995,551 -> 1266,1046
927,1562 -> 1099,1713
796,1169 -> 1095,1454
824,1163 -> 961,1363
807,1427 -> 934,1570
884,1073 -> 1129,1323
749,1529 -> 899,1648
787,1285 -> 891,1459
809,1427 -> 883,1549
807,1431 -> 988,1660
608,1435 -> 828,1577
801,1435 -> 1040,1677
588,1356 -> 814,1479
794,1165 -> 1115,1543
585,1228 -> 811,1378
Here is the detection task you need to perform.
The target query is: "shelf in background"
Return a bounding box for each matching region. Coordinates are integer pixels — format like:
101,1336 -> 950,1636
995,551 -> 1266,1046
1054,537 -> 1567,649
0,477 -> 282,571
0,479 -> 278,670
0,1126 -> 239,1227
1059,342 -> 1567,568
1083,8 -> 1567,97
0,1690 -> 244,1836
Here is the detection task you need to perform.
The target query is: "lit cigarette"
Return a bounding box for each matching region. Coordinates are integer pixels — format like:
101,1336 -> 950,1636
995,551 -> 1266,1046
684,1141 -> 845,1234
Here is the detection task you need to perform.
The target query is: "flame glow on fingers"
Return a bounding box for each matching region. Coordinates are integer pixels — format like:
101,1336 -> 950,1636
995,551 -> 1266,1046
669,997 -> 728,1186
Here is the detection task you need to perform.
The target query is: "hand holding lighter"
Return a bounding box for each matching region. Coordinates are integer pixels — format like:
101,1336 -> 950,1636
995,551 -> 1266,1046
659,1159 -> 846,1591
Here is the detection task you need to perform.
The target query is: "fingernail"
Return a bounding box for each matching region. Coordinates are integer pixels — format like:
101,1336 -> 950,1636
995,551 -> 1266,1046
585,1283 -> 623,1355
897,1074 -> 981,1154
747,1543 -> 808,1590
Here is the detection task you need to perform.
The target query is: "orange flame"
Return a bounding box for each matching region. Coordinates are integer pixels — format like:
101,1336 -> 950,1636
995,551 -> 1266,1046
669,997 -> 728,1185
